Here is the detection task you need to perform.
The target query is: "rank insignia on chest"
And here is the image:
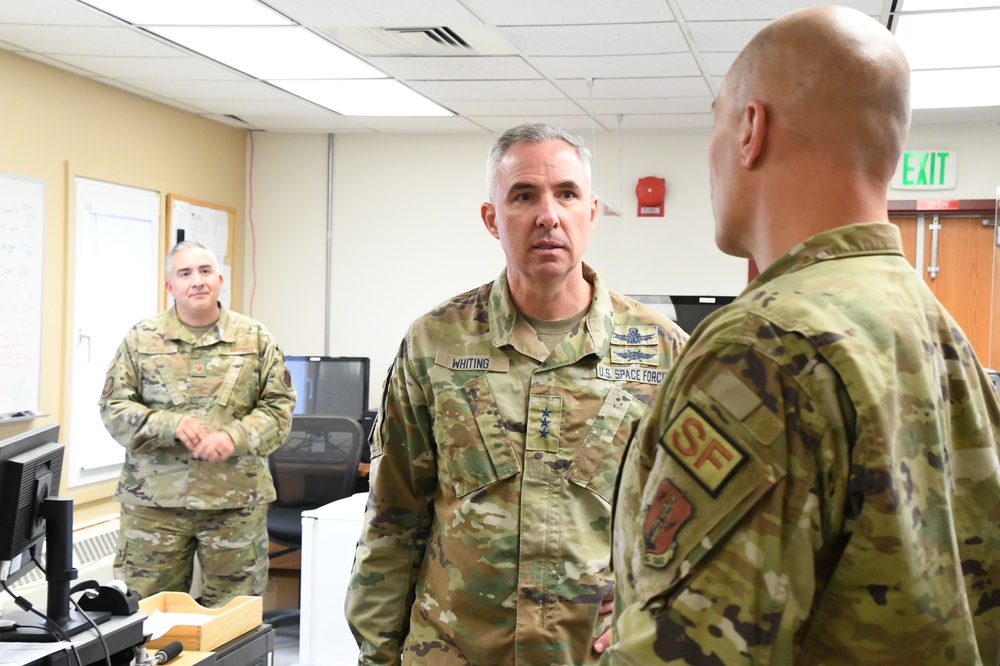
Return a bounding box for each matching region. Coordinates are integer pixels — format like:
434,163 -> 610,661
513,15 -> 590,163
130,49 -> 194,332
642,479 -> 692,567
527,395 -> 561,453
661,404 -> 746,497
191,362 -> 207,377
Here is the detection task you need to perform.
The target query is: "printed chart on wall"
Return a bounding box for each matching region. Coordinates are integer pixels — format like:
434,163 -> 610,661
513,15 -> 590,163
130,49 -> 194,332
166,194 -> 234,309
0,173 -> 44,419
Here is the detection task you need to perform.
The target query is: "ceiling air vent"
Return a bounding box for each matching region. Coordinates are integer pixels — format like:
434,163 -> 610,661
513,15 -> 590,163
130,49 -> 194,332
325,26 -> 516,57
386,27 -> 471,50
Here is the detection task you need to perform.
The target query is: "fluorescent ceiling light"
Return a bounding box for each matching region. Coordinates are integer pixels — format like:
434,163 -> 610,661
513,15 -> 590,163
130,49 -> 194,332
152,26 -> 385,80
895,2 -> 1000,109
900,0 -> 999,9
80,0 -> 292,26
273,79 -> 453,117
895,8 -> 1000,69
910,68 -> 1000,109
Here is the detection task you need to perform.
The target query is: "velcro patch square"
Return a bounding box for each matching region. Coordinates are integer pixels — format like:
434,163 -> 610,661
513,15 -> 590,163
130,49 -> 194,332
661,404 -> 746,497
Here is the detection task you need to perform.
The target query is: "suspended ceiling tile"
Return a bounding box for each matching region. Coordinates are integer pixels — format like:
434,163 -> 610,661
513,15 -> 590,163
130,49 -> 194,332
465,0 -> 675,26
184,97 -> 337,117
50,54 -> 248,79
408,79 -> 566,101
688,20 -> 770,53
675,0 -> 883,21
0,0 -> 114,25
264,0 -> 484,28
469,115 -> 601,134
121,78 -> 294,101
559,77 -> 712,100
616,113 -> 713,129
532,53 -> 701,79
500,23 -> 688,57
591,96 -> 714,115
444,98 -> 582,116
0,24 -> 181,56
701,52 -> 739,78
16,51 -> 97,77
351,115 -> 488,132
234,113 -> 370,132
369,55 -> 540,80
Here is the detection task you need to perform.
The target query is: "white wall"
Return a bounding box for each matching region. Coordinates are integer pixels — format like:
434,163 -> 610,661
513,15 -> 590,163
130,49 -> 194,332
246,123 -> 1000,409
244,132 -> 329,356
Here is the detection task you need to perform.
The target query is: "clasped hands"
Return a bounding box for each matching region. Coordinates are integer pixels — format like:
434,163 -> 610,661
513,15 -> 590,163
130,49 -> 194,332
175,415 -> 235,463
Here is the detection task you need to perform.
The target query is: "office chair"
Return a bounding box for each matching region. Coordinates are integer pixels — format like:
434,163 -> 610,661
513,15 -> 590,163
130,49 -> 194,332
263,415 -> 366,628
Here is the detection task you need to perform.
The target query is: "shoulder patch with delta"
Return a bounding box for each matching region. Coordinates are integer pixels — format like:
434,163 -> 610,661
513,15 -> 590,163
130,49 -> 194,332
660,403 -> 747,497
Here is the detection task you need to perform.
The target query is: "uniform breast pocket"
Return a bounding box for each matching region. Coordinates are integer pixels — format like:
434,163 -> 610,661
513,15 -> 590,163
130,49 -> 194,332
137,347 -> 182,406
565,386 -> 645,502
216,350 -> 258,414
430,372 -> 520,498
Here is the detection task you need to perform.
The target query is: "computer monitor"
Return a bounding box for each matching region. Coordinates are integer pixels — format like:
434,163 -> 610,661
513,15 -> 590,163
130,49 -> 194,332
628,295 -> 737,335
0,424 -> 63,586
285,356 -> 370,420
0,424 -> 109,641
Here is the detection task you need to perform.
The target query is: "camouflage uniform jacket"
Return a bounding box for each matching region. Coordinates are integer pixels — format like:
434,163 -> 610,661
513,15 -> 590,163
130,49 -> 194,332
99,305 -> 296,509
606,223 -> 1000,665
346,264 -> 688,666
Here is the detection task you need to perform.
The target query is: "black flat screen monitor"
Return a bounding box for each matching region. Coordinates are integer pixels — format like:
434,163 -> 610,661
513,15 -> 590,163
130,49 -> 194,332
0,424 -> 111,641
285,356 -> 370,420
629,295 -> 737,335
0,424 -> 63,586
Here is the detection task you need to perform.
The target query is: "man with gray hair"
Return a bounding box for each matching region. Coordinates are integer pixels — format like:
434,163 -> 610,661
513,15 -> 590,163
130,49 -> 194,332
100,240 -> 296,607
346,123 -> 688,665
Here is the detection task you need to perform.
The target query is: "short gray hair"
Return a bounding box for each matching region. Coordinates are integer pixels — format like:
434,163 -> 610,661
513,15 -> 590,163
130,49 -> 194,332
166,240 -> 219,276
486,123 -> 592,202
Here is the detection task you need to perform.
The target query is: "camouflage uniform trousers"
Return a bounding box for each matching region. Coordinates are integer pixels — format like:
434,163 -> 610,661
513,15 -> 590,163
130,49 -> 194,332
115,502 -> 269,608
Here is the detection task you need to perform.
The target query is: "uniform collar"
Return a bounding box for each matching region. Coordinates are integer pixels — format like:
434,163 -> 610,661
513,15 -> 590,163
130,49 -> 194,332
750,222 -> 905,290
163,303 -> 234,345
489,263 -> 614,362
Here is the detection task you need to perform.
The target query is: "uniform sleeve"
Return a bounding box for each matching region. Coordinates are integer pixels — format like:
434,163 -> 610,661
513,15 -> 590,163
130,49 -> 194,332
98,330 -> 184,452
346,338 -> 436,666
605,342 -> 850,665
220,330 -> 296,457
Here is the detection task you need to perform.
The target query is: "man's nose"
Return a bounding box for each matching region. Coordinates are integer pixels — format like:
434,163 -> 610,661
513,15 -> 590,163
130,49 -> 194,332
535,195 -> 561,229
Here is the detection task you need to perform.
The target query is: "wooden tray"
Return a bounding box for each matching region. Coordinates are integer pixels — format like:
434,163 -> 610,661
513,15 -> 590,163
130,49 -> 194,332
139,591 -> 262,651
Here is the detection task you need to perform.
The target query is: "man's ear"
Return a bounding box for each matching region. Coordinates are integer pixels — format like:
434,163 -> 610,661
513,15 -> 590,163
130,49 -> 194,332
741,100 -> 767,169
481,202 -> 500,239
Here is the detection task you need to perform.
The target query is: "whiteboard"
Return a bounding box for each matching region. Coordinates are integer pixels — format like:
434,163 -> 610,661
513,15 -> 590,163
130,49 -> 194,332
0,173 -> 44,417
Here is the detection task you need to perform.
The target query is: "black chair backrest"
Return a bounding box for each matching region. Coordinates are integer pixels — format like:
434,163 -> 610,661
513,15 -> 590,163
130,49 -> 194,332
269,415 -> 365,509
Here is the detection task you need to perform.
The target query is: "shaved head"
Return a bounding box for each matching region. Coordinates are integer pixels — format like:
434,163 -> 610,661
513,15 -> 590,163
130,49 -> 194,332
723,6 -> 911,181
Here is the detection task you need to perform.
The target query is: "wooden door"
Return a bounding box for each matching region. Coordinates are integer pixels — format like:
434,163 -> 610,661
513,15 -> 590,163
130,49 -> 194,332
891,215 -> 1000,369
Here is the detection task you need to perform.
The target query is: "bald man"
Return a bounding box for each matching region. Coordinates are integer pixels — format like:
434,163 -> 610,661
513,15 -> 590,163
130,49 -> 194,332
604,6 -> 1000,665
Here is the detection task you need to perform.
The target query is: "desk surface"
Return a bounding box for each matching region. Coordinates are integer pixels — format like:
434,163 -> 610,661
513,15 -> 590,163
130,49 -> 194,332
25,611 -> 146,666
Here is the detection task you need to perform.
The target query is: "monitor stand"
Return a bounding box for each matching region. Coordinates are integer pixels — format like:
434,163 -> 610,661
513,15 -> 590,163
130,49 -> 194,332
0,497 -> 112,642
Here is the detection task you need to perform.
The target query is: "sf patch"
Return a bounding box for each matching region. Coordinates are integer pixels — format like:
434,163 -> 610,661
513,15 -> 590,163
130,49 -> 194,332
661,403 -> 746,497
642,479 -> 692,567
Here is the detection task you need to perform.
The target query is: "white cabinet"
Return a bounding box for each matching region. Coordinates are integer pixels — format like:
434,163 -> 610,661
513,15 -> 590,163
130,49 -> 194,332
298,492 -> 368,665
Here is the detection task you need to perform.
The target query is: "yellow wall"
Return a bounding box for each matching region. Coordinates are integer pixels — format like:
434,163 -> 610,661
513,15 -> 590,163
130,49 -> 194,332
0,50 -> 246,521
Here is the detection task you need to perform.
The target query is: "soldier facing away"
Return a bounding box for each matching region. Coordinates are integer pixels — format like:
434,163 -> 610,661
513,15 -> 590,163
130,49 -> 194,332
604,6 -> 1000,664
99,240 -> 296,607
345,123 -> 689,665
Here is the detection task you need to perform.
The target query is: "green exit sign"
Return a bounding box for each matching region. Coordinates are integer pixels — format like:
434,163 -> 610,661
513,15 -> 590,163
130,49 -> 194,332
891,150 -> 957,190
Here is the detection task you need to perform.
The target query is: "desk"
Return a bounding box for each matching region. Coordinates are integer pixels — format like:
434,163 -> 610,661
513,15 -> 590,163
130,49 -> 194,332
299,492 -> 367,666
25,611 -> 146,666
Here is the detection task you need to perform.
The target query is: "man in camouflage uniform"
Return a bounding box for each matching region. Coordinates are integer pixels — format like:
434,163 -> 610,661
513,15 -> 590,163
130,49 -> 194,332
99,241 -> 295,607
604,6 -> 1000,665
345,123 -> 688,665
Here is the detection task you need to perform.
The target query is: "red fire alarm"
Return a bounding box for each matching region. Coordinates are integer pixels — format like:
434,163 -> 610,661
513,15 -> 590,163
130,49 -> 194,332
636,177 -> 666,217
